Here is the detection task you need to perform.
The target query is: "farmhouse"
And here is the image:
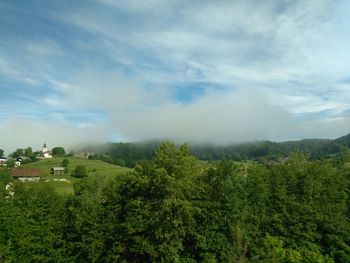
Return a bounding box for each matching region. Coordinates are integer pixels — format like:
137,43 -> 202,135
10,168 -> 42,181
15,161 -> 21,167
0,157 -> 22,167
51,167 -> 65,175
0,157 -> 6,166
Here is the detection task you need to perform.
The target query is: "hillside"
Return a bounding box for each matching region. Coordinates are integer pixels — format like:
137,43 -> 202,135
2,142 -> 350,262
21,157 -> 131,195
334,133 -> 350,147
22,156 -> 130,177
83,133 -> 350,166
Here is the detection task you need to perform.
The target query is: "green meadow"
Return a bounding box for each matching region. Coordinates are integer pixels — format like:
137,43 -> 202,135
21,157 -> 131,195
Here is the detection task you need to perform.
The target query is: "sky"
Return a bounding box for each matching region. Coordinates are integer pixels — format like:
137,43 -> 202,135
1,0 -> 350,153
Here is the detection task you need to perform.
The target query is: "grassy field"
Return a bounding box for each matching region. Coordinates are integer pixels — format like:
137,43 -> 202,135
21,157 -> 131,195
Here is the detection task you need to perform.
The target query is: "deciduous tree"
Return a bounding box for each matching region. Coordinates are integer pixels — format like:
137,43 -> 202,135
52,147 -> 66,156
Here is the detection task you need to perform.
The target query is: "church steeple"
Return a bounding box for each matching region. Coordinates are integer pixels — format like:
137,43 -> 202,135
41,143 -> 52,158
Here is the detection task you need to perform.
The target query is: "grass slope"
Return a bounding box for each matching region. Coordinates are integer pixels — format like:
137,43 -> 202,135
21,157 -> 131,195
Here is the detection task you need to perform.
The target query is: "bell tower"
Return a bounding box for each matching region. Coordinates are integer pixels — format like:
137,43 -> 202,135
42,143 -> 52,158
42,142 -> 48,153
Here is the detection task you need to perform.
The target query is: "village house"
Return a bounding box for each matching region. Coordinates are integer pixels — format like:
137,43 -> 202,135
0,157 -> 22,167
10,168 -> 42,181
51,167 -> 65,175
16,156 -> 29,162
0,157 -> 6,166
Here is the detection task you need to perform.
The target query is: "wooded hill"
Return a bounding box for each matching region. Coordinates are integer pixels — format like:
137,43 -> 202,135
87,133 -> 350,167
1,142 -> 350,262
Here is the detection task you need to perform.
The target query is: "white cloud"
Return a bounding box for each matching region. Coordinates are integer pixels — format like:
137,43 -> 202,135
1,0 -> 350,149
0,117 -> 107,155
57,69 -> 350,144
42,94 -> 65,107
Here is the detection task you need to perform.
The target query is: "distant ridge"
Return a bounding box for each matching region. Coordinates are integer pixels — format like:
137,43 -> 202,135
334,133 -> 350,147
81,133 -> 350,167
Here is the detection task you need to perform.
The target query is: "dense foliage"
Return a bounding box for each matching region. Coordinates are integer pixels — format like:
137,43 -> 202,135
71,165 -> 88,178
1,142 -> 350,262
91,134 -> 350,167
9,147 -> 38,162
61,159 -> 69,167
105,142 -> 158,167
52,147 -> 66,157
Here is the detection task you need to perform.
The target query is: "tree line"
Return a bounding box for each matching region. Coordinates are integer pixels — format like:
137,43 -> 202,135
1,142 -> 349,262
86,133 -> 350,168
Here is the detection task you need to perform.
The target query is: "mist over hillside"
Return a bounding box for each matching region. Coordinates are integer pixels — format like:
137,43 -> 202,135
1,1 -> 350,155
71,133 -> 350,168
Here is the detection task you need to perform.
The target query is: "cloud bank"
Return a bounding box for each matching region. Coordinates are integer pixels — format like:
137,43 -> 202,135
0,0 -> 350,153
0,117 -> 107,154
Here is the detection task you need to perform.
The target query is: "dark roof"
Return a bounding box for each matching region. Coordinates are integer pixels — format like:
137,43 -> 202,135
11,168 -> 42,177
18,156 -> 30,160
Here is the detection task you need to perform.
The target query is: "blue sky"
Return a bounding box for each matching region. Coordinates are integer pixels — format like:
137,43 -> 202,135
1,0 -> 350,152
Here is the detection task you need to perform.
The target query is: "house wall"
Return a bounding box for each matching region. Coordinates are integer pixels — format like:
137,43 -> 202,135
51,170 -> 64,175
18,177 -> 40,181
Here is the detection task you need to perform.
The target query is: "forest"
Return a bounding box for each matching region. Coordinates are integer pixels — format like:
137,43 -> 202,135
87,133 -> 350,167
1,141 -> 350,262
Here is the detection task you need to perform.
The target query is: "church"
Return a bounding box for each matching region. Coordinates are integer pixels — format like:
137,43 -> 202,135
41,143 -> 52,158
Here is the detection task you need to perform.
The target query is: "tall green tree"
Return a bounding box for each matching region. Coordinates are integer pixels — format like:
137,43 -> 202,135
1,182 -> 68,262
52,147 -> 66,157
71,165 -> 87,178
24,147 -> 33,157
11,149 -> 24,158
64,177 -> 110,262
61,159 -> 69,167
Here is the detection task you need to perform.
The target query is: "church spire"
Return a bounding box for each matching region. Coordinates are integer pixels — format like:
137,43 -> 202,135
41,142 -> 52,158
